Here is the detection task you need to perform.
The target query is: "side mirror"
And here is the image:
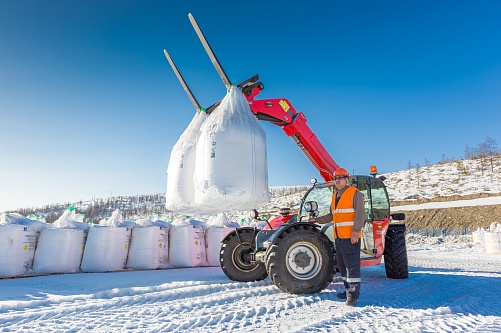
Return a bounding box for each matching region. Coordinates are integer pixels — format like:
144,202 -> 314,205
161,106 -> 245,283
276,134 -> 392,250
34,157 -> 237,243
390,213 -> 405,221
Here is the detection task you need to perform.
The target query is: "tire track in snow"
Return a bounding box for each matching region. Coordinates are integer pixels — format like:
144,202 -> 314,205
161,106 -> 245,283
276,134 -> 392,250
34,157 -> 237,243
0,279 -> 275,332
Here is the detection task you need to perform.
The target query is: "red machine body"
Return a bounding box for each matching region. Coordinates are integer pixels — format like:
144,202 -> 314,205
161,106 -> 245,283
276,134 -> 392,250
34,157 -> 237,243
240,84 -> 339,182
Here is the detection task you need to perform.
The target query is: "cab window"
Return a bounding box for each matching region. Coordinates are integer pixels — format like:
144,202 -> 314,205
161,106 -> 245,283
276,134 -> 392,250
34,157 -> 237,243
352,176 -> 390,221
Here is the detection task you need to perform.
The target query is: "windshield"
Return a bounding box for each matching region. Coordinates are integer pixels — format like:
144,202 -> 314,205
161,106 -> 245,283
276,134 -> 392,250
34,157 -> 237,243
299,185 -> 333,220
299,176 -> 390,222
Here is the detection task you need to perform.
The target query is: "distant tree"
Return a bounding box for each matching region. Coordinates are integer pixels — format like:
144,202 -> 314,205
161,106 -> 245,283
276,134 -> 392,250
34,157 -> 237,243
464,144 -> 474,160
476,142 -> 488,176
483,136 -> 498,173
415,162 -> 421,188
423,157 -> 431,179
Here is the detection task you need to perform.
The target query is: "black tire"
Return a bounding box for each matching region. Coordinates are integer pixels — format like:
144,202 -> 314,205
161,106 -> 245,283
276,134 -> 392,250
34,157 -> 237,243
384,226 -> 409,279
220,229 -> 268,282
265,225 -> 334,294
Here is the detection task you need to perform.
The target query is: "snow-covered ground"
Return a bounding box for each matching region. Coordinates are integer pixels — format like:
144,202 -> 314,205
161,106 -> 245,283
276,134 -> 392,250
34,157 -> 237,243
394,196 -> 501,211
1,236 -> 500,333
2,156 -> 501,332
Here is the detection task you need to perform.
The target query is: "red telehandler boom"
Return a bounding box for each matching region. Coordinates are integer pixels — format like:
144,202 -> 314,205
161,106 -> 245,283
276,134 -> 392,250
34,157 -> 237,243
164,13 -> 409,294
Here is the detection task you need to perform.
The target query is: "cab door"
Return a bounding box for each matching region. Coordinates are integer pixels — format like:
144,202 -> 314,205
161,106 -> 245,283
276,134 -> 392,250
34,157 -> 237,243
351,176 -> 390,256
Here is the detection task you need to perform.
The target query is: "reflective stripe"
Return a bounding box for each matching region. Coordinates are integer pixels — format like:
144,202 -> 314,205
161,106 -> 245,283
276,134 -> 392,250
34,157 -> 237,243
341,277 -> 346,281
332,208 -> 355,214
346,277 -> 361,283
335,222 -> 354,227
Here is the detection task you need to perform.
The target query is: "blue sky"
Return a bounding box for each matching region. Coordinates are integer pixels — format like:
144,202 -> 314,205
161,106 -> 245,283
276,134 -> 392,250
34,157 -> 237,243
1,1 -> 500,212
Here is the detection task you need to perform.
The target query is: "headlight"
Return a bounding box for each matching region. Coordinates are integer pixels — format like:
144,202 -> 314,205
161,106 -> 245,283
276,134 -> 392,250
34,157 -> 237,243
248,209 -> 259,219
304,201 -> 318,212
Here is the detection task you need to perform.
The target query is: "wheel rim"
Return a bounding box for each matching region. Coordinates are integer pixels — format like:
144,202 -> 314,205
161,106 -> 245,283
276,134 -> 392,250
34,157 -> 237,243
286,242 -> 322,280
232,243 -> 254,271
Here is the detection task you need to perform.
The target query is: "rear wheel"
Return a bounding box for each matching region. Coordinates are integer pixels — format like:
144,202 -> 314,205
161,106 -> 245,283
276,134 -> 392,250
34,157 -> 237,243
220,229 -> 268,282
266,225 -> 334,294
384,225 -> 409,279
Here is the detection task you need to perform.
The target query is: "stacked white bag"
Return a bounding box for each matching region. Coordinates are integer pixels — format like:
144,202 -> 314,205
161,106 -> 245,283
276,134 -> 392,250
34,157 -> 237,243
472,227 -> 486,246
80,209 -> 133,272
194,86 -> 270,213
166,111 -> 207,214
169,217 -> 207,268
484,222 -> 501,254
0,213 -> 45,277
126,219 -> 170,270
205,212 -> 239,266
33,206 -> 89,274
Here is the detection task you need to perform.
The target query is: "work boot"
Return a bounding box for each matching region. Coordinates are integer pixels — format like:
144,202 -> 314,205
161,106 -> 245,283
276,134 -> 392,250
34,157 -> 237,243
336,292 -> 346,299
345,297 -> 358,306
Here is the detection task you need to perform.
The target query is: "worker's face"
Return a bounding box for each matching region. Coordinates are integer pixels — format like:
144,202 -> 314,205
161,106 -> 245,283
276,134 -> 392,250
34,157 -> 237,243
333,176 -> 348,190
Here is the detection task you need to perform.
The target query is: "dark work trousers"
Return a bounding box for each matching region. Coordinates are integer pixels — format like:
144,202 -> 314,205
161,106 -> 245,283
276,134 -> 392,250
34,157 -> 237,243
335,237 -> 361,299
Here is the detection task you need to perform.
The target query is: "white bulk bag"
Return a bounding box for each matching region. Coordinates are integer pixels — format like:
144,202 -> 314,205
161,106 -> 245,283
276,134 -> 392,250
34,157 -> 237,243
472,227 -> 485,245
33,228 -> 86,274
194,86 -> 269,213
1,212 -> 49,232
206,226 -> 234,267
166,111 -> 207,214
0,224 -> 38,277
484,232 -> 501,254
126,225 -> 170,270
169,219 -> 207,268
205,213 -> 238,266
80,226 -> 132,272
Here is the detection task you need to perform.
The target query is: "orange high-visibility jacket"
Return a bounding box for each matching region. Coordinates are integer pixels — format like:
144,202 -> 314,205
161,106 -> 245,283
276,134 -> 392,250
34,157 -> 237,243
331,186 -> 363,239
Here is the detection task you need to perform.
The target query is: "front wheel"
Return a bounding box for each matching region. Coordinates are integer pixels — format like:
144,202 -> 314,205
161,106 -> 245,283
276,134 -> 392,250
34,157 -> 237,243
266,226 -> 334,294
220,228 -> 268,282
384,225 -> 409,279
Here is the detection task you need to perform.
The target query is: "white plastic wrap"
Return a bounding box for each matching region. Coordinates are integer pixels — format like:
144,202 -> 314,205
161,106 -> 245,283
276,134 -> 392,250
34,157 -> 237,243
194,86 -> 269,213
166,111 -> 207,214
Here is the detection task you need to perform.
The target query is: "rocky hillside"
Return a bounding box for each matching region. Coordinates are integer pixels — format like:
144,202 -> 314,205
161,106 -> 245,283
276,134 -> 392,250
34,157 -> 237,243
382,154 -> 501,229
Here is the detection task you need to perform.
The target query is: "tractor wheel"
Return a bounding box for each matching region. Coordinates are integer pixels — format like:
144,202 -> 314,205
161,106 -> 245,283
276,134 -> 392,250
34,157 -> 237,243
220,229 -> 268,282
383,226 -> 409,279
266,226 -> 334,294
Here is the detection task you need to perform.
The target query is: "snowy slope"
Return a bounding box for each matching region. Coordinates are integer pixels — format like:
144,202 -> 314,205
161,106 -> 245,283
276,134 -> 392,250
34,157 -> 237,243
381,155 -> 501,201
1,237 -> 500,332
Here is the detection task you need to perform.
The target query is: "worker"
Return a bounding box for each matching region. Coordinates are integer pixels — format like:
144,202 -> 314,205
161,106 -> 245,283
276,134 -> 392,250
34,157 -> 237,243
308,168 -> 365,306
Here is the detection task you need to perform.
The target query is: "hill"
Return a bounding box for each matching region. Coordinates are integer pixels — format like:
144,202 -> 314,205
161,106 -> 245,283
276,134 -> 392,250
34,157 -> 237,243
7,155 -> 501,229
